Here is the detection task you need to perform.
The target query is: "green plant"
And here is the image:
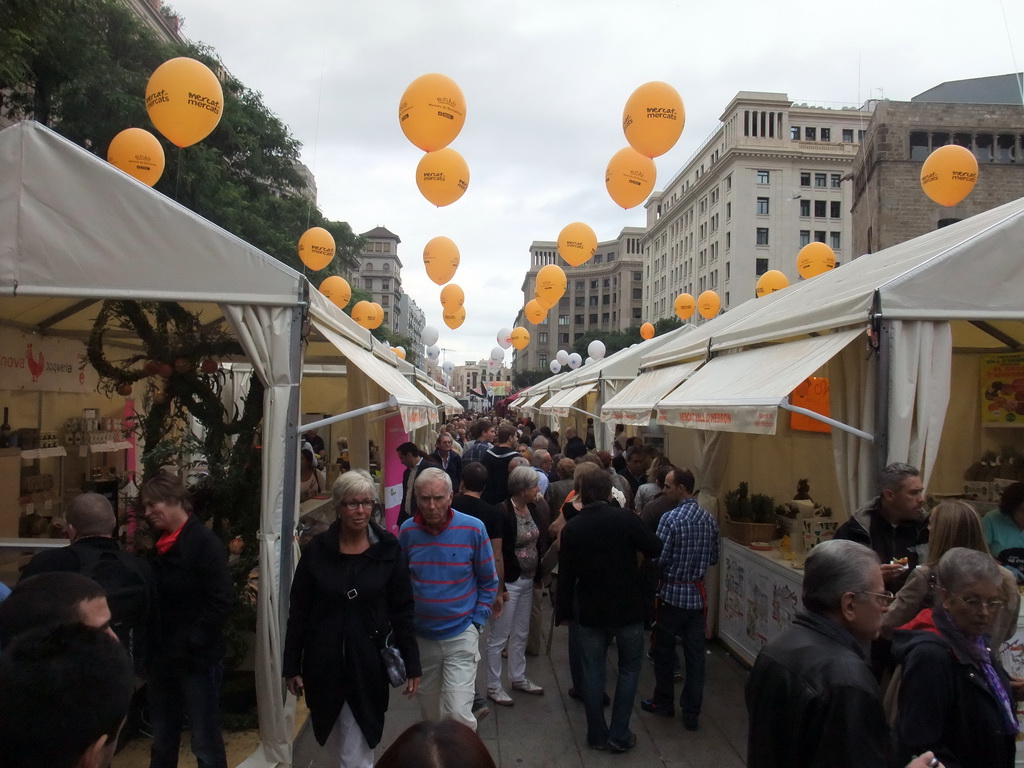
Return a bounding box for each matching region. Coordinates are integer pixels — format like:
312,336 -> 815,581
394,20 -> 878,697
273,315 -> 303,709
750,493 -> 777,524
724,481 -> 752,521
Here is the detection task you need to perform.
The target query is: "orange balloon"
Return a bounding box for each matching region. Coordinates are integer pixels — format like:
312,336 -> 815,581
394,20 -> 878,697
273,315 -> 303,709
557,222 -> 598,267
920,144 -> 978,206
145,57 -> 223,148
351,300 -> 374,328
443,305 -> 467,330
440,283 -> 465,308
535,264 -> 567,310
674,293 -> 695,320
640,322 -> 655,340
797,242 -> 836,279
423,236 -> 460,285
319,276 -> 351,310
107,128 -> 165,186
698,290 -> 721,319
524,299 -> 546,325
606,147 -> 657,209
416,147 -> 470,207
755,270 -> 789,298
298,227 -> 335,271
390,346 -> 407,360
398,73 -> 466,152
622,81 -> 685,158
510,327 -> 530,350
368,303 -> 385,330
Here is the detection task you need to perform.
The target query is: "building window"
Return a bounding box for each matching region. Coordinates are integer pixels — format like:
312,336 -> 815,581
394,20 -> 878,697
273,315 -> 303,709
756,227 -> 769,246
814,230 -> 826,243
831,173 -> 842,189
602,312 -> 610,322
725,231 -> 731,250
814,200 -> 826,218
575,280 -> 584,291
830,200 -> 841,218
602,295 -> 610,305
558,315 -> 569,325
559,332 -> 569,343
383,311 -> 389,324
858,129 -> 866,142
603,278 -> 611,288
632,288 -> 642,299
726,201 -> 732,220
725,261 -> 731,279
590,313 -> 598,323
799,230 -> 810,247
830,232 -> 842,250
799,199 -> 811,217
725,174 -> 732,190
590,280 -> 598,289
756,197 -> 770,215
593,253 -> 603,264
574,314 -> 584,324
800,171 -> 811,187
382,279 -> 390,290
589,296 -> 598,306
380,295 -> 389,307
805,127 -> 816,141
539,354 -> 547,368
755,258 -> 769,275
632,307 -> 642,319
790,126 -> 800,140
364,278 -> 373,290
842,128 -> 854,143
538,332 -> 548,343
574,332 -> 584,341
821,127 -> 831,142
756,170 -> 770,184
814,172 -> 827,188
633,271 -> 642,281
575,296 -> 585,306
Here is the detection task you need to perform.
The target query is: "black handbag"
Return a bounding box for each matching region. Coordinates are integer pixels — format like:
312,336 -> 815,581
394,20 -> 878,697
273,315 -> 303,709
379,629 -> 407,688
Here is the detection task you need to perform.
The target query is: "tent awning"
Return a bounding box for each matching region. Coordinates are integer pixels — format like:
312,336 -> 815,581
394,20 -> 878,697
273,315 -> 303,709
418,380 -> 464,414
508,396 -> 527,409
601,360 -> 704,426
520,393 -> 547,412
657,329 -> 862,435
539,383 -> 597,417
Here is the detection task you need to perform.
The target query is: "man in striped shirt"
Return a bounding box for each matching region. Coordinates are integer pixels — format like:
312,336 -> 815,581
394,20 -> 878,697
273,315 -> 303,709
399,467 -> 499,730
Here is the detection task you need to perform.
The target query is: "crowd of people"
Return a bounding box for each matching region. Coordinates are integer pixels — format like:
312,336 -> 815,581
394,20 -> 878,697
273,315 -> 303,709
2,411 -> 1023,768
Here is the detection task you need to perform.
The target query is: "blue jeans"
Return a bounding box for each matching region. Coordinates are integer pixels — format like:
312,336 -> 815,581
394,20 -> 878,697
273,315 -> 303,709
651,602 -> 706,717
577,622 -> 644,747
148,664 -> 227,768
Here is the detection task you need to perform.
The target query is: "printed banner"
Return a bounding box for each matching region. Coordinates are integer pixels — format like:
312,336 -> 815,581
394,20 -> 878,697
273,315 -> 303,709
658,405 -> 778,435
980,353 -> 1024,427
0,325 -> 99,393
382,413 -> 409,534
487,380 -> 511,397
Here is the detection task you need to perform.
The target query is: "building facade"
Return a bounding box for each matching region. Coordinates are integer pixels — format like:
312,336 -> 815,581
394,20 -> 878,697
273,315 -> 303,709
453,361 -> 511,400
512,228 -> 645,376
352,226 -> 404,335
851,74 -> 1024,256
398,293 -> 425,359
642,92 -> 870,322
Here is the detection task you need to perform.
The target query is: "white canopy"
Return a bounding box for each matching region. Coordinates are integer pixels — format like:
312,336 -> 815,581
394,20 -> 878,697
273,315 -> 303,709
539,383 -> 598,417
601,359 -> 704,426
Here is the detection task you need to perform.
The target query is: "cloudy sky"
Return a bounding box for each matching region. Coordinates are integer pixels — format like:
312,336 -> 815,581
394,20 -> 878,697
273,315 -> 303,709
167,0 -> 1022,366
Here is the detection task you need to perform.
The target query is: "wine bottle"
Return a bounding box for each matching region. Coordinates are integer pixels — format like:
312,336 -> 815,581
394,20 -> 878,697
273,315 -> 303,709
0,407 -> 10,448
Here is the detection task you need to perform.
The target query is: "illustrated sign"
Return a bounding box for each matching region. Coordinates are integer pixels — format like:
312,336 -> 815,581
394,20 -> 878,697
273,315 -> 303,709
0,325 -> 99,393
980,353 -> 1024,427
790,377 -> 831,434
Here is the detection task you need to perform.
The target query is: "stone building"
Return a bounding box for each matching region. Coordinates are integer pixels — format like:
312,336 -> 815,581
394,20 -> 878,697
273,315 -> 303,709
352,226 -> 404,335
851,73 -> 1024,256
398,293 -> 425,357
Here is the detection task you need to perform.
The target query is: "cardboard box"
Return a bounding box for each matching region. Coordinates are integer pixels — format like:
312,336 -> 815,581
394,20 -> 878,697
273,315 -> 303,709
962,481 -> 991,501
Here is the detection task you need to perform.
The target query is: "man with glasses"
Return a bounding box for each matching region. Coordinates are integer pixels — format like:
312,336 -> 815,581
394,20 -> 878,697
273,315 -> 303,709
399,468 -> 499,731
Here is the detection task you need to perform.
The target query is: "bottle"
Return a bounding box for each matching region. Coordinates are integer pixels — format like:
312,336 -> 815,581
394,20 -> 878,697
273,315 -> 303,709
0,407 -> 10,448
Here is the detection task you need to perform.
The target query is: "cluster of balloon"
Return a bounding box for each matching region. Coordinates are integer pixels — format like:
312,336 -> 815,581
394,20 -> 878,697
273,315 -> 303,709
496,327 -> 513,350
510,327 -> 530,350
587,339 -> 606,360
698,290 -> 721,319
674,293 -> 696,320
567,352 -> 583,370
145,57 -> 224,148
351,300 -> 384,330
390,346 -> 407,360
920,144 -> 978,207
640,322 -> 656,340
298,226 -> 336,271
797,242 -> 836,280
440,283 -> 466,329
557,222 -> 598,267
423,236 -> 461,285
535,264 -> 567,309
400,74 -> 470,207
319,276 -> 352,310
605,147 -> 657,210
107,128 -> 165,187
755,269 -> 789,298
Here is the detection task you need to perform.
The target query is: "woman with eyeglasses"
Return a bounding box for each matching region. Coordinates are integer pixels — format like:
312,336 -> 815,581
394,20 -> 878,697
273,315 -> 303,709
284,469 -> 421,767
891,547 -> 1019,768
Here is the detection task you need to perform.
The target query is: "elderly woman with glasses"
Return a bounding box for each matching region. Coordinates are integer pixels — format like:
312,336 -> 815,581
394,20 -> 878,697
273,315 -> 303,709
284,469 -> 421,768
891,547 -> 1020,768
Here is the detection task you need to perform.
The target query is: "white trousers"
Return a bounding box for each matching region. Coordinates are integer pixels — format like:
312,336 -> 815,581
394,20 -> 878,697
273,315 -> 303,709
324,702 -> 373,768
487,577 -> 533,688
416,624 -> 481,731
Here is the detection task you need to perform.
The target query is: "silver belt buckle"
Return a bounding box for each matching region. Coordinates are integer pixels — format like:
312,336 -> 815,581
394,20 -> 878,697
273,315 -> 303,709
347,588 -> 358,599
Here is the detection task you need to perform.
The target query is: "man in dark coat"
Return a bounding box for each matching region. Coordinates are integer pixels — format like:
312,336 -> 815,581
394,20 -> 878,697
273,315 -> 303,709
397,442 -> 438,525
430,432 -> 463,492
481,424 -> 520,505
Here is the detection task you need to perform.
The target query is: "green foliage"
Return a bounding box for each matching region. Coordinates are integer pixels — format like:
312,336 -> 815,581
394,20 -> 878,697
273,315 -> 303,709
512,368 -> 554,389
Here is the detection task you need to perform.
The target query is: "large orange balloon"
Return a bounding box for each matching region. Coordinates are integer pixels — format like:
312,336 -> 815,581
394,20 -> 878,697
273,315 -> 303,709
423,236 -> 460,285
398,73 -> 466,152
368,303 -> 385,330
920,144 -> 978,206
524,299 -> 546,325
557,222 -> 598,267
440,283 -> 465,308
416,148 -> 470,207
622,81 -> 685,158
674,293 -> 695,320
298,227 -> 336,271
145,57 -> 223,148
698,290 -> 721,319
510,327 -> 530,350
797,242 -> 836,279
351,300 -> 374,329
606,147 -> 657,209
443,305 -> 466,330
319,276 -> 351,310
107,128 -> 165,186
535,264 -> 567,310
755,270 -> 789,298
640,322 -> 655,340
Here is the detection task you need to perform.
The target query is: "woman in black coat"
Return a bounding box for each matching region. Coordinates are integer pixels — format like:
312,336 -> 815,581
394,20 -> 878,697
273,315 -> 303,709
284,470 -> 421,766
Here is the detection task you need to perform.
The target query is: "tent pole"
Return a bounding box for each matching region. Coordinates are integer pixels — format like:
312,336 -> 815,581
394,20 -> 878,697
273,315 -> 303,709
299,400 -> 394,433
874,317 -> 892,479
279,304 -> 304,640
779,401 -> 874,441
568,405 -> 601,420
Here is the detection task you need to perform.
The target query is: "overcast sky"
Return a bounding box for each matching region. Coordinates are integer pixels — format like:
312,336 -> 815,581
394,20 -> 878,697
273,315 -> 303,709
167,0 -> 1023,366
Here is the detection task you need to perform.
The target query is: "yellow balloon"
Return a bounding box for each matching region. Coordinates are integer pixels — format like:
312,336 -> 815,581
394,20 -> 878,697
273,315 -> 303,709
368,302 -> 385,330
443,305 -> 467,330
640,322 -> 655,340
557,222 -> 598,267
390,346 -> 407,360
351,300 -> 374,329
797,242 -> 836,280
755,270 -> 789,298
698,290 -> 721,319
622,81 -> 685,159
440,283 -> 465,308
416,148 -> 470,207
298,227 -> 336,271
398,73 -> 466,152
674,293 -> 695,320
107,128 -> 165,186
510,326 -> 530,350
920,144 -> 978,206
535,264 -> 567,310
423,236 -> 460,285
606,147 -> 657,209
145,57 -> 223,148
319,276 -> 351,310
524,299 -> 546,325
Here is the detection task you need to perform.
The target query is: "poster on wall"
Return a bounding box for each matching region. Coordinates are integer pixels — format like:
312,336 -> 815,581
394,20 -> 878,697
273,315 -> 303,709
0,325 -> 99,393
790,377 -> 831,434
980,353 -> 1024,427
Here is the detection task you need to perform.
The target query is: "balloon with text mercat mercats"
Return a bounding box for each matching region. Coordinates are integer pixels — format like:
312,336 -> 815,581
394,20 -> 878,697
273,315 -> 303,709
920,144 -> 978,207
606,147 -> 656,209
674,293 -> 695,320
535,265 -> 567,310
640,322 -> 655,340
107,128 -> 165,187
797,242 -> 835,280
755,270 -> 789,298
557,222 -> 598,267
622,81 -> 685,159
423,236 -> 461,285
145,57 -> 223,148
298,227 -> 335,271
698,290 -> 721,319
319,275 -> 351,310
416,148 -> 470,207
398,74 -> 466,152
510,327 -> 530,350
440,283 -> 465,308
524,299 -> 546,325
443,305 -> 466,330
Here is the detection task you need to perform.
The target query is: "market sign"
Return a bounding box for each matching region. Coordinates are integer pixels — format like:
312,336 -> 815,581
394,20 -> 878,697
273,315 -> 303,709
657,405 -> 778,435
487,380 -> 511,396
980,353 -> 1024,427
0,325 -> 99,393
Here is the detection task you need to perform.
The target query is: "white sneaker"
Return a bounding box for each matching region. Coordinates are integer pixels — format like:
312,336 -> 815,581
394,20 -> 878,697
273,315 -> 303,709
511,678 -> 544,695
487,686 -> 514,706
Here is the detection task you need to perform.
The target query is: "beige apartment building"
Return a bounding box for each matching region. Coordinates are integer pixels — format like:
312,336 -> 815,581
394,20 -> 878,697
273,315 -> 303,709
352,226 -> 405,335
